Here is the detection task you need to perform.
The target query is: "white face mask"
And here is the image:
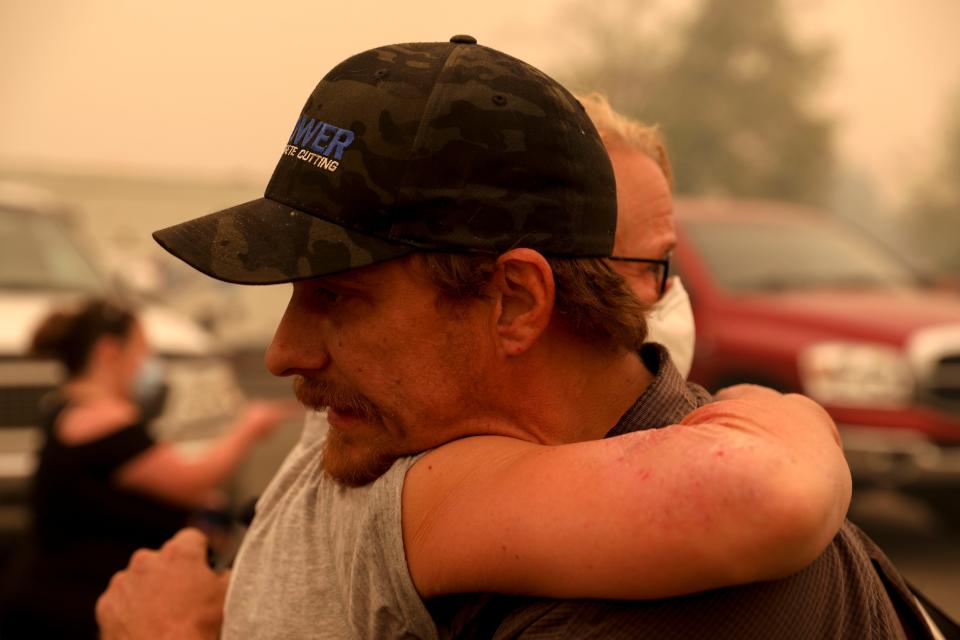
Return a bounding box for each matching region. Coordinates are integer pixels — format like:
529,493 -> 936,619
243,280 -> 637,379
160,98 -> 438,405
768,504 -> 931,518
644,276 -> 696,378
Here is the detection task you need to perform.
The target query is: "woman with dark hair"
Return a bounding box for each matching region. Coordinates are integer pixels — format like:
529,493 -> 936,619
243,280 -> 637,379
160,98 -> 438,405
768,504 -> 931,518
0,298 -> 295,639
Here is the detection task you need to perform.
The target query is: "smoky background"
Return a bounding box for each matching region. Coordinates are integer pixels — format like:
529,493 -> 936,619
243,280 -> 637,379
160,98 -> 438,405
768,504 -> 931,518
1,0 -> 958,617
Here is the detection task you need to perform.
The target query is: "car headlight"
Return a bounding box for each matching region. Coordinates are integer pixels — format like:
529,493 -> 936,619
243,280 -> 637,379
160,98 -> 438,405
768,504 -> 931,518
798,341 -> 914,407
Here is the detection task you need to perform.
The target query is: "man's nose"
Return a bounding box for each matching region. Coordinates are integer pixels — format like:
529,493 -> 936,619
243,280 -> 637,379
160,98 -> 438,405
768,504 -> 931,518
265,297 -> 330,377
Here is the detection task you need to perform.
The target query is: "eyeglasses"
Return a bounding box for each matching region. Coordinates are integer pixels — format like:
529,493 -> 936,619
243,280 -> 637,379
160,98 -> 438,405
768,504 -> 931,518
608,255 -> 671,298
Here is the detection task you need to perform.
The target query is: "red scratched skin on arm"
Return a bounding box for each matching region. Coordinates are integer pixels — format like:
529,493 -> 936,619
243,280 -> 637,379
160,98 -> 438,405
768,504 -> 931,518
404,392 -> 850,600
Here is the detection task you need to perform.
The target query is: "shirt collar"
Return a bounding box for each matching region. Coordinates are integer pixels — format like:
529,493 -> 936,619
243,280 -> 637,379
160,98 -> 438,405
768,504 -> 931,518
606,343 -> 711,438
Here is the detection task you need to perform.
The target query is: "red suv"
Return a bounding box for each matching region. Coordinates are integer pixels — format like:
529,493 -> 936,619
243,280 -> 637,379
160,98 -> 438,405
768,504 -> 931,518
673,198 -> 960,524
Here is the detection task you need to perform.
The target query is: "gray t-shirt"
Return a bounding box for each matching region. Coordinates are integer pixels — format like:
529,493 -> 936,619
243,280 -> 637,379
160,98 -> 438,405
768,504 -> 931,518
222,412 -> 437,640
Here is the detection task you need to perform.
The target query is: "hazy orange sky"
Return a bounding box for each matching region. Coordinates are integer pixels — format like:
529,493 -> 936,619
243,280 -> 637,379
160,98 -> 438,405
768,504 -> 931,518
2,0 -> 958,210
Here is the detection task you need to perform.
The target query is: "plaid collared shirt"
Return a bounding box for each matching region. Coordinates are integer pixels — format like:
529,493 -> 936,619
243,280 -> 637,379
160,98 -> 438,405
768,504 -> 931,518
430,345 -> 932,640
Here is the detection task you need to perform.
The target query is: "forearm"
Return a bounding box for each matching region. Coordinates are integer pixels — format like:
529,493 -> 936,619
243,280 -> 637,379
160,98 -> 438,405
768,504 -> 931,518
406,392 -> 850,599
600,415 -> 848,593
185,425 -> 260,493
173,401 -> 296,500
116,422 -> 260,507
566,394 -> 850,593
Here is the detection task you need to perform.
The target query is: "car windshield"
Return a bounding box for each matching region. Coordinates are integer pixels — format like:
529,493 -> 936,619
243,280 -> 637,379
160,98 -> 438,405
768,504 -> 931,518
0,208 -> 105,292
683,217 -> 919,292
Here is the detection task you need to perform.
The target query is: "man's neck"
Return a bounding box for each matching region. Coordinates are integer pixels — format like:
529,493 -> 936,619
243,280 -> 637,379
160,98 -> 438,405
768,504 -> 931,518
490,339 -> 655,445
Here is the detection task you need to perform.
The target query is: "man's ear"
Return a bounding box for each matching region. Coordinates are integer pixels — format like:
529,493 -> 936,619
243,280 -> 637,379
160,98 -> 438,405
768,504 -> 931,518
489,249 -> 555,357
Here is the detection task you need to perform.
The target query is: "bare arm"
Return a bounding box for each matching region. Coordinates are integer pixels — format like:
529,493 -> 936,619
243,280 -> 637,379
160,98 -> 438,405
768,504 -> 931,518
115,401 -> 300,507
403,389 -> 850,600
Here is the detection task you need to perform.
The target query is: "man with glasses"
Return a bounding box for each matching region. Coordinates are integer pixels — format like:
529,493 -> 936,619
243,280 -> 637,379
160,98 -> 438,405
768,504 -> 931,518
582,93 -> 696,377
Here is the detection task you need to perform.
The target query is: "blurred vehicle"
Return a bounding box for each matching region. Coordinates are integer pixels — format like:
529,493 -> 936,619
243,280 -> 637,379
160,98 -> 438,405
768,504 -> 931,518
674,198 -> 960,525
0,183 -> 245,549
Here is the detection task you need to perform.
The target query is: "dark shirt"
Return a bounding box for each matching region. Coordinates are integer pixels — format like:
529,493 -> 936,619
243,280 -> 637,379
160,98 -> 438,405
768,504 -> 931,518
430,345 -> 932,640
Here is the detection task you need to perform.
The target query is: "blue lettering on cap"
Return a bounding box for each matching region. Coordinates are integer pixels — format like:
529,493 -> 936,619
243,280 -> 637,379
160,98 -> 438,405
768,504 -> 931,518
289,116 -> 322,146
324,128 -> 354,161
287,114 -> 356,161
309,122 -> 337,154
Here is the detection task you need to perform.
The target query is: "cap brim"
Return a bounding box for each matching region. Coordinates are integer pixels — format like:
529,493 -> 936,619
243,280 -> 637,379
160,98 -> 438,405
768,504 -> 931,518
152,198 -> 414,285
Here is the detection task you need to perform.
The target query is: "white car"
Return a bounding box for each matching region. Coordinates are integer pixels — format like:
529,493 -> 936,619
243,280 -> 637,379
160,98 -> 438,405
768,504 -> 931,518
0,183 -> 245,543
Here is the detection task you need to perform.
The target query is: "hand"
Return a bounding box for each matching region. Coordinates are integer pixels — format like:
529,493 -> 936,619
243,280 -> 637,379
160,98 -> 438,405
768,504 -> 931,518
96,528 -> 229,640
236,399 -> 302,440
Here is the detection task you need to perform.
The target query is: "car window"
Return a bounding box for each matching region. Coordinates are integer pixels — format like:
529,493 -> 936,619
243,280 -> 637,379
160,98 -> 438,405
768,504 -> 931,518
0,209 -> 105,292
683,217 -> 919,292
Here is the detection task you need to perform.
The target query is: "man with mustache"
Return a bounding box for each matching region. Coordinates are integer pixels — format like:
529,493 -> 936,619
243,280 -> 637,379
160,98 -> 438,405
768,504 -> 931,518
96,37 -> 931,639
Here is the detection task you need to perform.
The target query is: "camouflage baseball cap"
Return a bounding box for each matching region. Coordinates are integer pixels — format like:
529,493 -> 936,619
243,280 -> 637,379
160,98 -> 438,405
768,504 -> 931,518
153,35 -> 616,285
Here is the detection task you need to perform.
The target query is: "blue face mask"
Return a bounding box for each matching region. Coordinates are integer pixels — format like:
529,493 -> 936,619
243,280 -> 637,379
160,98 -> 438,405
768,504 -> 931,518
131,356 -> 168,421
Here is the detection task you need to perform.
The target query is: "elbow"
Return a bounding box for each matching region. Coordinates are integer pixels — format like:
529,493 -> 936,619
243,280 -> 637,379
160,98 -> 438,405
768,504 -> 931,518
114,444 -> 228,509
739,449 -> 852,581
